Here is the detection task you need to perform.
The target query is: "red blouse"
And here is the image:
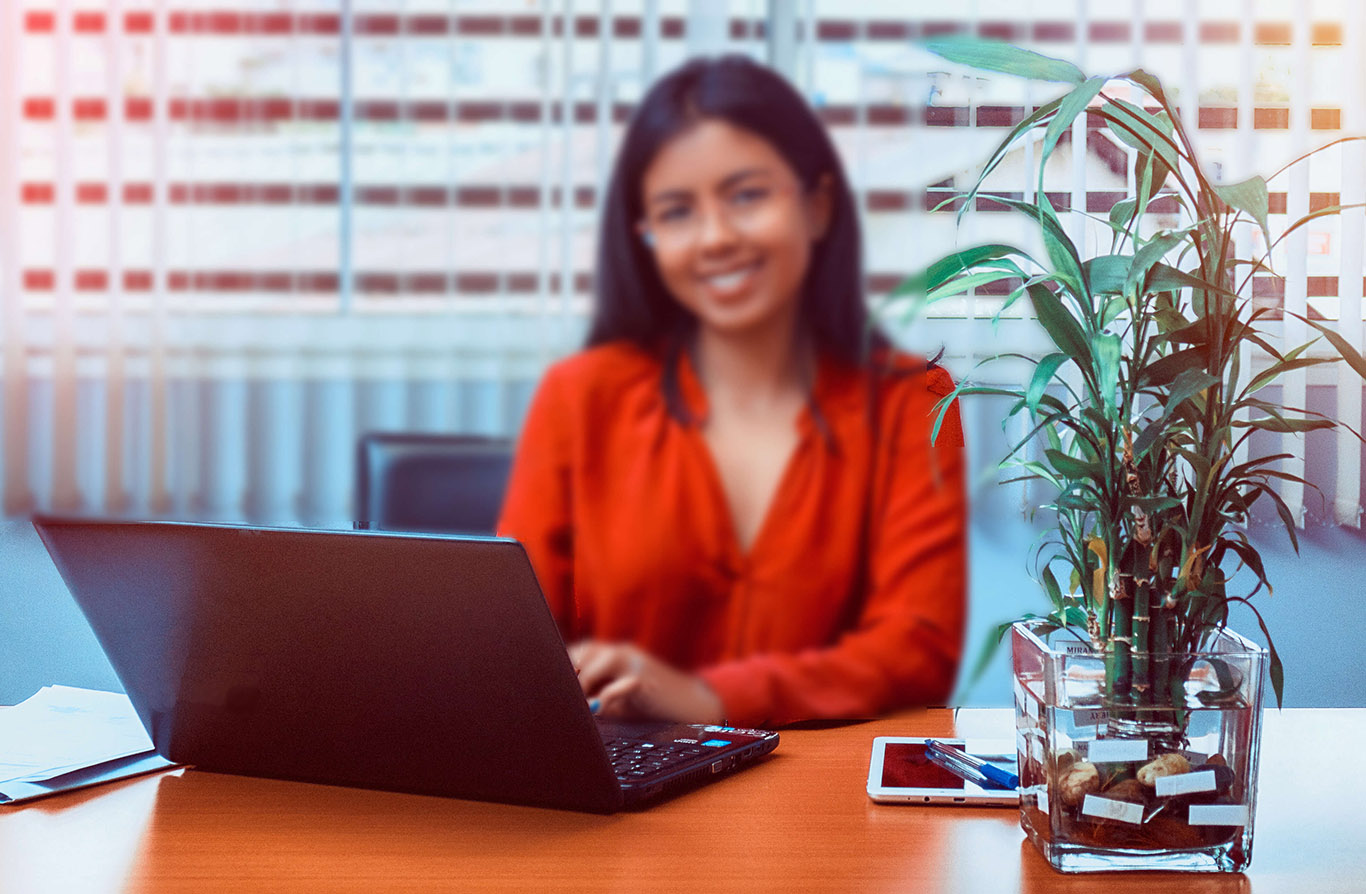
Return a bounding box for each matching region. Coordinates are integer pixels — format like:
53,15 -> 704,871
497,341 -> 967,727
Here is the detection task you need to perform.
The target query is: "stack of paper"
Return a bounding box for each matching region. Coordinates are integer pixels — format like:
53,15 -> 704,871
0,685 -> 177,805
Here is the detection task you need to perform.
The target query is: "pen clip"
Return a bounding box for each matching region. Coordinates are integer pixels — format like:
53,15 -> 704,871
924,742 -> 992,788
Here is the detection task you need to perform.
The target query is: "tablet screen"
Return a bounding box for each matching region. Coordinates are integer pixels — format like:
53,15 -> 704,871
879,742 -> 970,790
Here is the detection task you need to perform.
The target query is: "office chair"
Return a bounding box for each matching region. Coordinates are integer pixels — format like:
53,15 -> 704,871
355,432 -> 514,535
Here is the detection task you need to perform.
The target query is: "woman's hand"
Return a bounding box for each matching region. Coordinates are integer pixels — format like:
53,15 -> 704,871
568,640 -> 725,725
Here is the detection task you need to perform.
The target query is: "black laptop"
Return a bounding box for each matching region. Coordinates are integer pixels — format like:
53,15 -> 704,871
32,517 -> 778,813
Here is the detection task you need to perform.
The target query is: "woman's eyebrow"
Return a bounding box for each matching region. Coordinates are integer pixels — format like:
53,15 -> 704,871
644,167 -> 777,208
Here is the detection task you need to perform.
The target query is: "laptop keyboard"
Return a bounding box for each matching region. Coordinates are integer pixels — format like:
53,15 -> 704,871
604,737 -> 708,782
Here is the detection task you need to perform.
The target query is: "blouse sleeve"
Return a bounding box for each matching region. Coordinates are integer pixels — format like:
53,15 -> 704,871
496,363 -> 578,638
698,370 -> 968,727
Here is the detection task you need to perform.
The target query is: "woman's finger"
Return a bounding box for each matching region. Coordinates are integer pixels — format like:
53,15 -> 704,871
592,673 -> 643,719
574,643 -> 640,697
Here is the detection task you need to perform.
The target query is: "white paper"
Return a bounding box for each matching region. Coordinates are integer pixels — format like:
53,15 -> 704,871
1036,786 -> 1050,815
1187,804 -> 1249,827
1086,738 -> 1149,763
1155,770 -> 1217,797
0,686 -> 154,786
1081,793 -> 1144,825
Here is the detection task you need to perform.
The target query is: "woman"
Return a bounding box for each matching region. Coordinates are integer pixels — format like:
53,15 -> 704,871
497,55 -> 966,728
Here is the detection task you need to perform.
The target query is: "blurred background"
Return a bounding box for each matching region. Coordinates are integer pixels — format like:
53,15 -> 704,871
1,0 -> 1363,707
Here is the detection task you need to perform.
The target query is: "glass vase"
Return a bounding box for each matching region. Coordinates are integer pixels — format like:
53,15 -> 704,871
1011,619 -> 1267,873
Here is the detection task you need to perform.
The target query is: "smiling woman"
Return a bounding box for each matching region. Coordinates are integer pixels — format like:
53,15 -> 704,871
496,55 -> 968,729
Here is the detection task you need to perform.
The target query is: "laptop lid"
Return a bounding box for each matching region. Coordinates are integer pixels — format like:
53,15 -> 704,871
33,518 -> 625,813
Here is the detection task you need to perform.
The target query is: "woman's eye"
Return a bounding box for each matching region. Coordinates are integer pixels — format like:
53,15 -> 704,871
732,187 -> 770,205
656,205 -> 691,224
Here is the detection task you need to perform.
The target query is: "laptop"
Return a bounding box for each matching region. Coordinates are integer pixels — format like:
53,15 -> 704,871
32,517 -> 779,813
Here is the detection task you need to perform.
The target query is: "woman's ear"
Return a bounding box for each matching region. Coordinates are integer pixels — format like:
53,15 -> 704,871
805,173 -> 835,242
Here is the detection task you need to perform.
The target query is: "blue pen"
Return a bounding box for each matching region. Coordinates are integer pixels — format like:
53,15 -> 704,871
924,740 -> 1019,791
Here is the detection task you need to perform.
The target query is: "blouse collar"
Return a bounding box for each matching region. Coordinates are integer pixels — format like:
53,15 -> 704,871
673,345 -> 868,445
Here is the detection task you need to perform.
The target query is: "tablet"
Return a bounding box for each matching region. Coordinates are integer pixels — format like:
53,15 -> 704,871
866,737 -> 1018,807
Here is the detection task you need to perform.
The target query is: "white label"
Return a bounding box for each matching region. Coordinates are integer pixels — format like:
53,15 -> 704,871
1060,641 -> 1096,656
1188,804 -> 1249,827
1086,739 -> 1150,763
1155,770 -> 1217,798
1071,707 -> 1108,727
1036,786 -> 1050,815
1082,794 -> 1145,825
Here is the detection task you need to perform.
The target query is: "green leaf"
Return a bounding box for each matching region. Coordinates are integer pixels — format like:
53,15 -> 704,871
1235,416 -> 1337,434
963,618 -> 1024,692
1124,231 -> 1185,299
1083,255 -> 1132,295
1267,203 -> 1366,255
1243,356 -> 1331,397
1132,368 -> 1220,457
1093,332 -> 1121,410
1045,448 -> 1099,480
1038,76 -> 1109,197
1026,352 -> 1070,413
1147,262 -> 1240,300
1255,484 -> 1301,553
1223,538 -> 1271,597
1102,95 -> 1181,174
1166,367 -> 1220,408
1135,149 -> 1172,197
1229,597 -> 1285,709
1122,494 -> 1181,514
927,269 -> 1023,301
1108,197 -> 1137,234
1302,315 -> 1366,382
894,243 -> 1027,297
974,194 -> 1088,301
1028,283 -> 1094,372
1214,175 -> 1271,245
921,37 -> 1086,84
1138,346 -> 1207,389
957,97 -> 1068,225
1040,565 -> 1064,608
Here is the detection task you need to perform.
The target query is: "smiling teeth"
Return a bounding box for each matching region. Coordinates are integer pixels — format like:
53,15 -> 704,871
706,268 -> 753,290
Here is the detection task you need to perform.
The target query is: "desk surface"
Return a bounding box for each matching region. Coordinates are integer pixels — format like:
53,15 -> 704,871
0,708 -> 1360,893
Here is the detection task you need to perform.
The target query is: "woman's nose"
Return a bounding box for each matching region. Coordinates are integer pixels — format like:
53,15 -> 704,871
695,203 -> 740,251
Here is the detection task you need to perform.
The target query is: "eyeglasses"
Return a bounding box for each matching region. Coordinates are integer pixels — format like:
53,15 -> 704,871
639,181 -> 801,250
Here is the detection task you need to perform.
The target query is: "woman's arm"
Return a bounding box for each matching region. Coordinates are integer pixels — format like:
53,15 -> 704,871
698,372 -> 968,727
496,365 -> 578,637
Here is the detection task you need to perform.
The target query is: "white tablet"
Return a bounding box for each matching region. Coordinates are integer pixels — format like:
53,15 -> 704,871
866,736 -> 1018,807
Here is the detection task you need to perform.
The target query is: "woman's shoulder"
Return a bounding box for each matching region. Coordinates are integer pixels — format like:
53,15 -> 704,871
544,341 -> 661,389
535,341 -> 666,420
864,351 -> 963,448
868,350 -> 956,398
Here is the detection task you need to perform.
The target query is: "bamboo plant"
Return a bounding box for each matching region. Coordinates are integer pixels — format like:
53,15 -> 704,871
895,39 -> 1366,718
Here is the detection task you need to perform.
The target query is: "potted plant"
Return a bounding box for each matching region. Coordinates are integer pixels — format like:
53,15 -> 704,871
892,39 -> 1366,872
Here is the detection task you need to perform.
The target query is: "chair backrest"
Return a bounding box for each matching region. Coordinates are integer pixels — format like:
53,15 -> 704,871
355,432 -> 514,535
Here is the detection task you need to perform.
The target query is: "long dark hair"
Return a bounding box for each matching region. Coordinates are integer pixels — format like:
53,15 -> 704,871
587,55 -> 882,405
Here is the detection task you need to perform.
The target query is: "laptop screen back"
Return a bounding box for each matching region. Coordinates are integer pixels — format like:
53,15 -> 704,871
34,519 -> 624,813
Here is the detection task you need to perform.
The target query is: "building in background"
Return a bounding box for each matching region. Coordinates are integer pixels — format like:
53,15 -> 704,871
0,0 -> 1363,529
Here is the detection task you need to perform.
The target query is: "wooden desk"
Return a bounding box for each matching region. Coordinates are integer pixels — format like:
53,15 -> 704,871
1,708 -> 1360,893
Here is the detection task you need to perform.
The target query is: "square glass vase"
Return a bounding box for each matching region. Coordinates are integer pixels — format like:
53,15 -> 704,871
1011,619 -> 1267,873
